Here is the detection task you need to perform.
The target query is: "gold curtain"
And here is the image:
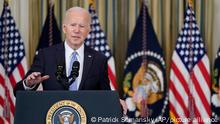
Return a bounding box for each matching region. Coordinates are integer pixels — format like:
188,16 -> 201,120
28,0 -> 214,93
28,0 -> 41,66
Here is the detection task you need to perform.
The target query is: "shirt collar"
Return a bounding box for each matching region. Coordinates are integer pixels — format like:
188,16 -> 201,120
64,41 -> 84,59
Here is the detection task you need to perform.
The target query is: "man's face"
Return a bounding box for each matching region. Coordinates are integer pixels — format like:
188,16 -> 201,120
63,11 -> 91,49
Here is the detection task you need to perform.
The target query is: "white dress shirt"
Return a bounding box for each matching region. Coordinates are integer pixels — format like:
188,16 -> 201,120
64,41 -> 84,90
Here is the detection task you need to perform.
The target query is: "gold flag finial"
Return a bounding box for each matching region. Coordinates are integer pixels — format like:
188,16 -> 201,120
88,0 -> 96,9
4,0 -> 10,4
4,0 -> 9,3
49,0 -> 55,6
188,0 -> 193,7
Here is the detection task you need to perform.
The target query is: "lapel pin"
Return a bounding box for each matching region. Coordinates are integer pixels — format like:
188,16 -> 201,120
88,55 -> 92,58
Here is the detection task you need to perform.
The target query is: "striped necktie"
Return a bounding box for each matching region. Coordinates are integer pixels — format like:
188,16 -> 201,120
68,52 -> 78,91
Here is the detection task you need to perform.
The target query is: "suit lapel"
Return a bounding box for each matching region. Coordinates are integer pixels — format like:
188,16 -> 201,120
55,43 -> 66,74
79,46 -> 93,90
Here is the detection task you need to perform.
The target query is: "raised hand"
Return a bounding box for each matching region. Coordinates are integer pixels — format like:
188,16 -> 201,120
25,72 -> 49,87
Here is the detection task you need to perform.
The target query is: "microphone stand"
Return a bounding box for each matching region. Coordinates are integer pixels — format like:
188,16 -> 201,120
55,61 -> 80,90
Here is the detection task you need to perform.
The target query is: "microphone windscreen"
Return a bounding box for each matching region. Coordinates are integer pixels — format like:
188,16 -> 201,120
72,61 -> 80,71
57,65 -> 64,72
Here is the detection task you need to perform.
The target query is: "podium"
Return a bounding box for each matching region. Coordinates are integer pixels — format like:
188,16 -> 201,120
14,91 -> 122,124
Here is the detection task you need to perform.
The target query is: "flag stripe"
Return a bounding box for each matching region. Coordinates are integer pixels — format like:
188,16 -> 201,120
9,111 -> 13,124
194,63 -> 210,102
0,86 -> 5,106
193,107 -> 201,124
194,104 -> 205,124
191,72 -> 211,117
4,76 -> 15,104
108,57 -> 117,90
190,88 -> 203,124
171,61 -> 190,96
0,113 -> 6,124
0,96 -> 4,108
17,63 -> 25,79
9,75 -> 16,89
172,51 -> 190,80
108,66 -> 117,90
169,102 -> 182,124
169,79 -> 188,117
11,68 -> 22,86
8,96 -> 15,116
191,85 -> 209,123
169,89 -> 187,118
3,86 -> 15,116
0,106 -> 9,124
0,75 -> 4,85
170,70 -> 189,110
0,117 -> 4,124
197,58 -> 210,87
21,57 -> 28,74
0,70 -> 5,108
5,76 -> 16,115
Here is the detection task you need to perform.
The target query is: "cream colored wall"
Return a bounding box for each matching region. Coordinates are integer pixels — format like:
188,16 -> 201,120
213,0 -> 220,62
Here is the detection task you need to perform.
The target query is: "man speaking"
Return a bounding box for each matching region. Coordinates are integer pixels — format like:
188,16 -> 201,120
14,6 -> 127,115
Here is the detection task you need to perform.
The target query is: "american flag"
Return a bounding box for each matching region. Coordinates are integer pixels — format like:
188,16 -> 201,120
0,2 -> 27,124
85,4 -> 117,90
169,6 -> 211,124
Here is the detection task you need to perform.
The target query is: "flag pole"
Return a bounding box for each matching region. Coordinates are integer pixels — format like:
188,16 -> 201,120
48,0 -> 55,46
140,0 -> 150,118
187,0 -> 196,121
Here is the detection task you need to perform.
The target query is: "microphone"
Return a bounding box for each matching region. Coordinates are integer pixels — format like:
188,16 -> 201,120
55,65 -> 64,81
68,61 -> 80,83
55,61 -> 80,89
55,65 -> 69,89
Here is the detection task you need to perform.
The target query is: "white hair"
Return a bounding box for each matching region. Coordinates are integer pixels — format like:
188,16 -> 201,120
63,6 -> 91,24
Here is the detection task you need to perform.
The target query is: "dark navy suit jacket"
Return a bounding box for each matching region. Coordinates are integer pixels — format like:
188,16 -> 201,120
14,43 -> 110,94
